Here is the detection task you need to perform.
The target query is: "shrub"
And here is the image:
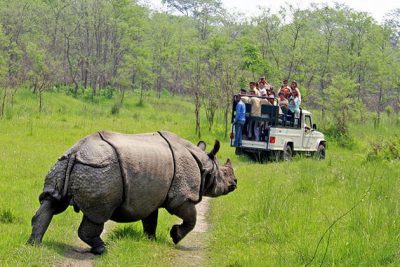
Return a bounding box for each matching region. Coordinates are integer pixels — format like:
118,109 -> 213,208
0,209 -> 16,224
322,123 -> 355,149
111,102 -> 121,115
367,135 -> 400,161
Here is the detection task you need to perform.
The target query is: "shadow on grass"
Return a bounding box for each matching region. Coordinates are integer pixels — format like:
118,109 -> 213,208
109,225 -> 171,245
175,243 -> 203,252
43,240 -> 94,261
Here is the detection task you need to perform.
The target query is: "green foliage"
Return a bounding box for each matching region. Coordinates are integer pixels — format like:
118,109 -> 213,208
322,123 -> 355,149
111,102 -> 121,115
0,209 -> 16,224
367,135 -> 400,161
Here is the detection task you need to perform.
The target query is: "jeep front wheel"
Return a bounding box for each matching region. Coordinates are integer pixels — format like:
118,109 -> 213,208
314,144 -> 326,160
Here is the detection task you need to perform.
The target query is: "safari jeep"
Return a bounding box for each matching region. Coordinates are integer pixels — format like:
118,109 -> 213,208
230,97 -> 326,162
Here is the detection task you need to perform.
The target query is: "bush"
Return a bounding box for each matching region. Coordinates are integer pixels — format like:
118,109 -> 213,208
322,123 -> 355,149
161,88 -> 171,97
0,209 -> 16,224
367,136 -> 400,161
111,102 -> 121,115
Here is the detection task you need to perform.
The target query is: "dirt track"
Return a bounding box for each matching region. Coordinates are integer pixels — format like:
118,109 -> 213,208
173,197 -> 210,267
54,198 -> 211,267
52,222 -> 114,267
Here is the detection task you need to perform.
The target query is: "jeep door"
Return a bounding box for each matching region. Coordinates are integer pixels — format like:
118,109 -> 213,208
302,114 -> 313,149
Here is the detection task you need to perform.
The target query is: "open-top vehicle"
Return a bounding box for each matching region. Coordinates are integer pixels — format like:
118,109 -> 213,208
230,96 -> 326,162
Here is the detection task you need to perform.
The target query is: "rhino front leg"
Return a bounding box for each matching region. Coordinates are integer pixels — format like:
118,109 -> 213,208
169,202 -> 196,244
27,199 -> 55,245
78,216 -> 105,255
142,209 -> 158,240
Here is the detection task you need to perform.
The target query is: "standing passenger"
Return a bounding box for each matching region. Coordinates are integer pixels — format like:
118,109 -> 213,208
258,81 -> 267,96
279,79 -> 291,98
278,91 -> 289,110
249,82 -> 259,96
259,76 -> 273,91
291,80 -> 301,101
233,94 -> 246,147
288,90 -> 301,116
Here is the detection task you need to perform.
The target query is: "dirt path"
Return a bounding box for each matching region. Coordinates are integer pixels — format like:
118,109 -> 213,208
52,222 -> 114,267
53,198 -> 211,267
173,197 -> 211,267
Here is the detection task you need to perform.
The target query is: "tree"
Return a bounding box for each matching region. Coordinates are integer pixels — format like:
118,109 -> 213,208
26,43 -> 58,112
324,75 -> 358,134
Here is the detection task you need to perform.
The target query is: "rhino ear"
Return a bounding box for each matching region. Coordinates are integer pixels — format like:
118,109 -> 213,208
208,140 -> 220,160
197,141 -> 206,151
225,158 -> 232,167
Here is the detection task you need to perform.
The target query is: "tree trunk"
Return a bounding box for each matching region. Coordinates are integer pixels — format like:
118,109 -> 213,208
120,88 -> 125,105
39,90 -> 43,113
0,88 -> 7,117
195,90 -> 201,138
375,87 -> 384,128
140,80 -> 144,105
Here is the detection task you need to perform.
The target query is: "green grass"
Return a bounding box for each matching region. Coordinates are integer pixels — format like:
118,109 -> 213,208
1,88 -> 400,266
208,124 -> 400,266
0,89 -> 206,266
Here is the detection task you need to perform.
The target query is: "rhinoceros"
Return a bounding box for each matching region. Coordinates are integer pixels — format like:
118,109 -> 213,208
27,131 -> 237,254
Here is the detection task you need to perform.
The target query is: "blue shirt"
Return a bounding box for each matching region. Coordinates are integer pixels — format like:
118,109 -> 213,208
235,100 -> 246,122
289,96 -> 301,113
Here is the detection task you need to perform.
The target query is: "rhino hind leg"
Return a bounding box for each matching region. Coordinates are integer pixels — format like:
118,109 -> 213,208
78,215 -> 105,255
168,202 -> 197,244
142,209 -> 158,240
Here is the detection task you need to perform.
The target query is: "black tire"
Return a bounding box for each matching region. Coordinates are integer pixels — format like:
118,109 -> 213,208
314,144 -> 326,160
283,144 -> 292,161
235,147 -> 242,155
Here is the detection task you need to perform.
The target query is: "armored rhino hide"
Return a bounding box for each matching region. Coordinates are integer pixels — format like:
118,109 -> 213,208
40,131 -> 209,220
29,130 -> 237,254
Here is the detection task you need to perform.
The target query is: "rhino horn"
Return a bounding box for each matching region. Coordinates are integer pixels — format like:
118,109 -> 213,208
197,141 -> 206,151
208,140 -> 220,160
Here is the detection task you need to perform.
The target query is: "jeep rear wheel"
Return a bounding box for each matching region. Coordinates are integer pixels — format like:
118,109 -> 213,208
235,147 -> 242,155
314,144 -> 326,160
283,145 -> 292,161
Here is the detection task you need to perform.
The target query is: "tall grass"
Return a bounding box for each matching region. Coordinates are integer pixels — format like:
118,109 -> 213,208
208,120 -> 400,266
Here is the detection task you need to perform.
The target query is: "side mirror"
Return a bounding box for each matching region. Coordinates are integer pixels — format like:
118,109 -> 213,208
312,123 -> 317,130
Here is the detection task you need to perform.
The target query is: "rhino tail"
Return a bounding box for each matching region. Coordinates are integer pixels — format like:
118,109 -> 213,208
62,153 -> 76,199
38,153 -> 77,214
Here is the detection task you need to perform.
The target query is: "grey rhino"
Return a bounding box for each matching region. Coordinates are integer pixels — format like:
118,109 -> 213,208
27,131 -> 237,254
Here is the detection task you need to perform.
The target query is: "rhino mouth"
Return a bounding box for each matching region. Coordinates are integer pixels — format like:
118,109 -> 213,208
227,184 -> 237,193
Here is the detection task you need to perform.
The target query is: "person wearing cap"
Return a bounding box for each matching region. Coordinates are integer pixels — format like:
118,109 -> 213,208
259,76 -> 273,92
233,94 -> 246,147
291,80 -> 301,101
239,88 -> 247,95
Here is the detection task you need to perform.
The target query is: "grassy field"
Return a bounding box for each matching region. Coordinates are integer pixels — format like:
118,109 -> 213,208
209,118 -> 400,265
0,88 -> 399,266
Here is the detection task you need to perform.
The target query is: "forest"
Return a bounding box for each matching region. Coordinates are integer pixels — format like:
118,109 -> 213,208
0,0 -> 399,137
